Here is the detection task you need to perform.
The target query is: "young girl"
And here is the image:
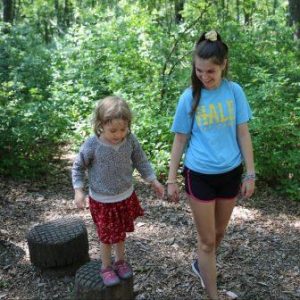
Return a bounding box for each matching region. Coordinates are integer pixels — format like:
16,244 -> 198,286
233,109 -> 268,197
72,96 -> 164,287
167,31 -> 255,299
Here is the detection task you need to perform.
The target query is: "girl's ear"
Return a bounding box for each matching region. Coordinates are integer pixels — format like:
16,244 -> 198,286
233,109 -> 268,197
222,59 -> 227,70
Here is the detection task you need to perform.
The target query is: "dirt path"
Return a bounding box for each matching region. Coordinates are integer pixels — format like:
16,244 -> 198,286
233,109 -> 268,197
0,161 -> 299,300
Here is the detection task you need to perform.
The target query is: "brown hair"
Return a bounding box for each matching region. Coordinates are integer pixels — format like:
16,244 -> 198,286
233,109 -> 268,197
93,96 -> 132,136
190,31 -> 229,115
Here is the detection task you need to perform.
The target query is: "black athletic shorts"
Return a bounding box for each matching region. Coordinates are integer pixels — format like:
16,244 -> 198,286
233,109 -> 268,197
183,164 -> 243,202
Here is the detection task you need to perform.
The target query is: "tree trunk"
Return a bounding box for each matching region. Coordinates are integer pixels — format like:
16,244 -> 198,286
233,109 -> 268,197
55,0 -> 62,27
273,0 -> 278,15
244,1 -> 255,26
3,0 -> 14,23
221,0 -> 227,23
288,0 -> 300,40
43,19 -> 51,43
244,12 -> 250,25
236,0 -> 240,22
14,0 -> 21,22
64,0 -> 70,27
174,0 -> 184,24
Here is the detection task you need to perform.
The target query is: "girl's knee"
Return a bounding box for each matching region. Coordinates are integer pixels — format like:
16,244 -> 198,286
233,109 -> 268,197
198,237 -> 215,253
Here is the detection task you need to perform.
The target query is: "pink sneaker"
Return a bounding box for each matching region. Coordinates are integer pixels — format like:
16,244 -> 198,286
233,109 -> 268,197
100,266 -> 120,286
114,260 -> 133,279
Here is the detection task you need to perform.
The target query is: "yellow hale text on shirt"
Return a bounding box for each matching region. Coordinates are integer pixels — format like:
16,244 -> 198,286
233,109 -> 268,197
196,100 -> 235,127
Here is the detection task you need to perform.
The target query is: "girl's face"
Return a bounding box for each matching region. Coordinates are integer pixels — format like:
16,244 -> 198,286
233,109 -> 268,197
101,118 -> 129,145
195,56 -> 227,90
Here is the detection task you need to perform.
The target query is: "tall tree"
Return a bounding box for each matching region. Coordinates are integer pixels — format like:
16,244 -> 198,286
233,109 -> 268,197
288,0 -> 300,40
273,0 -> 278,15
3,0 -> 14,23
236,0 -> 240,22
63,0 -> 73,28
243,0 -> 255,25
174,0 -> 184,24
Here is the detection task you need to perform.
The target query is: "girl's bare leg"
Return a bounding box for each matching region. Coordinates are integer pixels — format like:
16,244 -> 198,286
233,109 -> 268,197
115,241 -> 125,262
188,198 -> 218,300
215,198 -> 236,249
100,242 -> 112,269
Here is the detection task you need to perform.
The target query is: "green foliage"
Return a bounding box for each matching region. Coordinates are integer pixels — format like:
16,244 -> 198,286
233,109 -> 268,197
0,1 -> 299,200
224,21 -> 300,200
0,24 -> 70,178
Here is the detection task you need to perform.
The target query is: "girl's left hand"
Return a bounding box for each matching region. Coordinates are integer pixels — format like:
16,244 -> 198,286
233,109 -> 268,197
241,179 -> 255,198
151,179 -> 165,199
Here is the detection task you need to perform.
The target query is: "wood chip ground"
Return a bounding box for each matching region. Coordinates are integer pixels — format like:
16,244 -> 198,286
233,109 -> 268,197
0,158 -> 299,300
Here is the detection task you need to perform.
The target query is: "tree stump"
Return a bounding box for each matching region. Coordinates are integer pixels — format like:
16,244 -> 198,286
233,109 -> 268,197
26,217 -> 89,274
75,260 -> 134,300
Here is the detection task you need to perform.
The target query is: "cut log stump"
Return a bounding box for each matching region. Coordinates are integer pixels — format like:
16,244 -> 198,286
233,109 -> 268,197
26,217 -> 89,273
75,260 -> 134,300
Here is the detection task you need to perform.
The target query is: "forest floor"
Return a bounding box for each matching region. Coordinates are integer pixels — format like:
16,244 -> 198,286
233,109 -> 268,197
0,154 -> 299,300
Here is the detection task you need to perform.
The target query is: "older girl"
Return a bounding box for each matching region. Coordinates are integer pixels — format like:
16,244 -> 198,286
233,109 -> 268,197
167,31 -> 255,299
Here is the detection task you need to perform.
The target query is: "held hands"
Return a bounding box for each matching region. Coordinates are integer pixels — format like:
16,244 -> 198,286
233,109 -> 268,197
74,188 -> 86,209
167,182 -> 180,203
151,179 -> 165,199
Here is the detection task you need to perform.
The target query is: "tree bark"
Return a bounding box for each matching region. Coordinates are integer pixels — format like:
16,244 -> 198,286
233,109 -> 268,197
236,0 -> 240,22
43,19 -> 51,43
243,1 -> 255,26
273,0 -> 278,15
3,0 -> 14,23
174,0 -> 184,24
14,0 -> 21,22
55,0 -> 62,27
288,0 -> 300,40
64,0 -> 70,27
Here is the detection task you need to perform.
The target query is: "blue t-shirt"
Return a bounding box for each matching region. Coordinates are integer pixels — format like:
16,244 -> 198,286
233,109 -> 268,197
171,79 -> 252,174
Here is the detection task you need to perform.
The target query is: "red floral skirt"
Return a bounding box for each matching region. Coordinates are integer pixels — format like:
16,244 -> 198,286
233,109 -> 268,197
89,192 -> 144,244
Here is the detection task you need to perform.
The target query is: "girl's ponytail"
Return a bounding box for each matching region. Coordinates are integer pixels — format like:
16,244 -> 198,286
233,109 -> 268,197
190,31 -> 229,116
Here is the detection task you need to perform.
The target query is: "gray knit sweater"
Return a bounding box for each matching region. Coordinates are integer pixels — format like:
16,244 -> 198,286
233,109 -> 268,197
72,133 -> 156,203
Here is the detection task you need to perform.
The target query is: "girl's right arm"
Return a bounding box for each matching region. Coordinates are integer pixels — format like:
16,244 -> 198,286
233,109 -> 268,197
72,153 -> 87,209
167,133 -> 188,203
72,138 -> 94,208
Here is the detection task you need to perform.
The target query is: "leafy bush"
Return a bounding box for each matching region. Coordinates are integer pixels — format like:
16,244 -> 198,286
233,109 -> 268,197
0,24 -> 69,178
0,3 -> 299,200
225,22 -> 300,200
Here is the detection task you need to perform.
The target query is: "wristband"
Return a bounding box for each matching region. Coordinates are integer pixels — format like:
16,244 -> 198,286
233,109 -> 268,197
242,173 -> 256,181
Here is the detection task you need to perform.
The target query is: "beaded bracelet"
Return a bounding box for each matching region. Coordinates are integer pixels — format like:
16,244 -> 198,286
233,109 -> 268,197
242,173 -> 256,182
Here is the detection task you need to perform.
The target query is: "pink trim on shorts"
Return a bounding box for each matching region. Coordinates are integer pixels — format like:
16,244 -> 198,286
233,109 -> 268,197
185,192 -> 216,203
186,169 -> 216,203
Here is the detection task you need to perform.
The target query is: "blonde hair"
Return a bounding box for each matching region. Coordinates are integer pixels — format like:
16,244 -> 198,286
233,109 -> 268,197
93,96 -> 132,136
